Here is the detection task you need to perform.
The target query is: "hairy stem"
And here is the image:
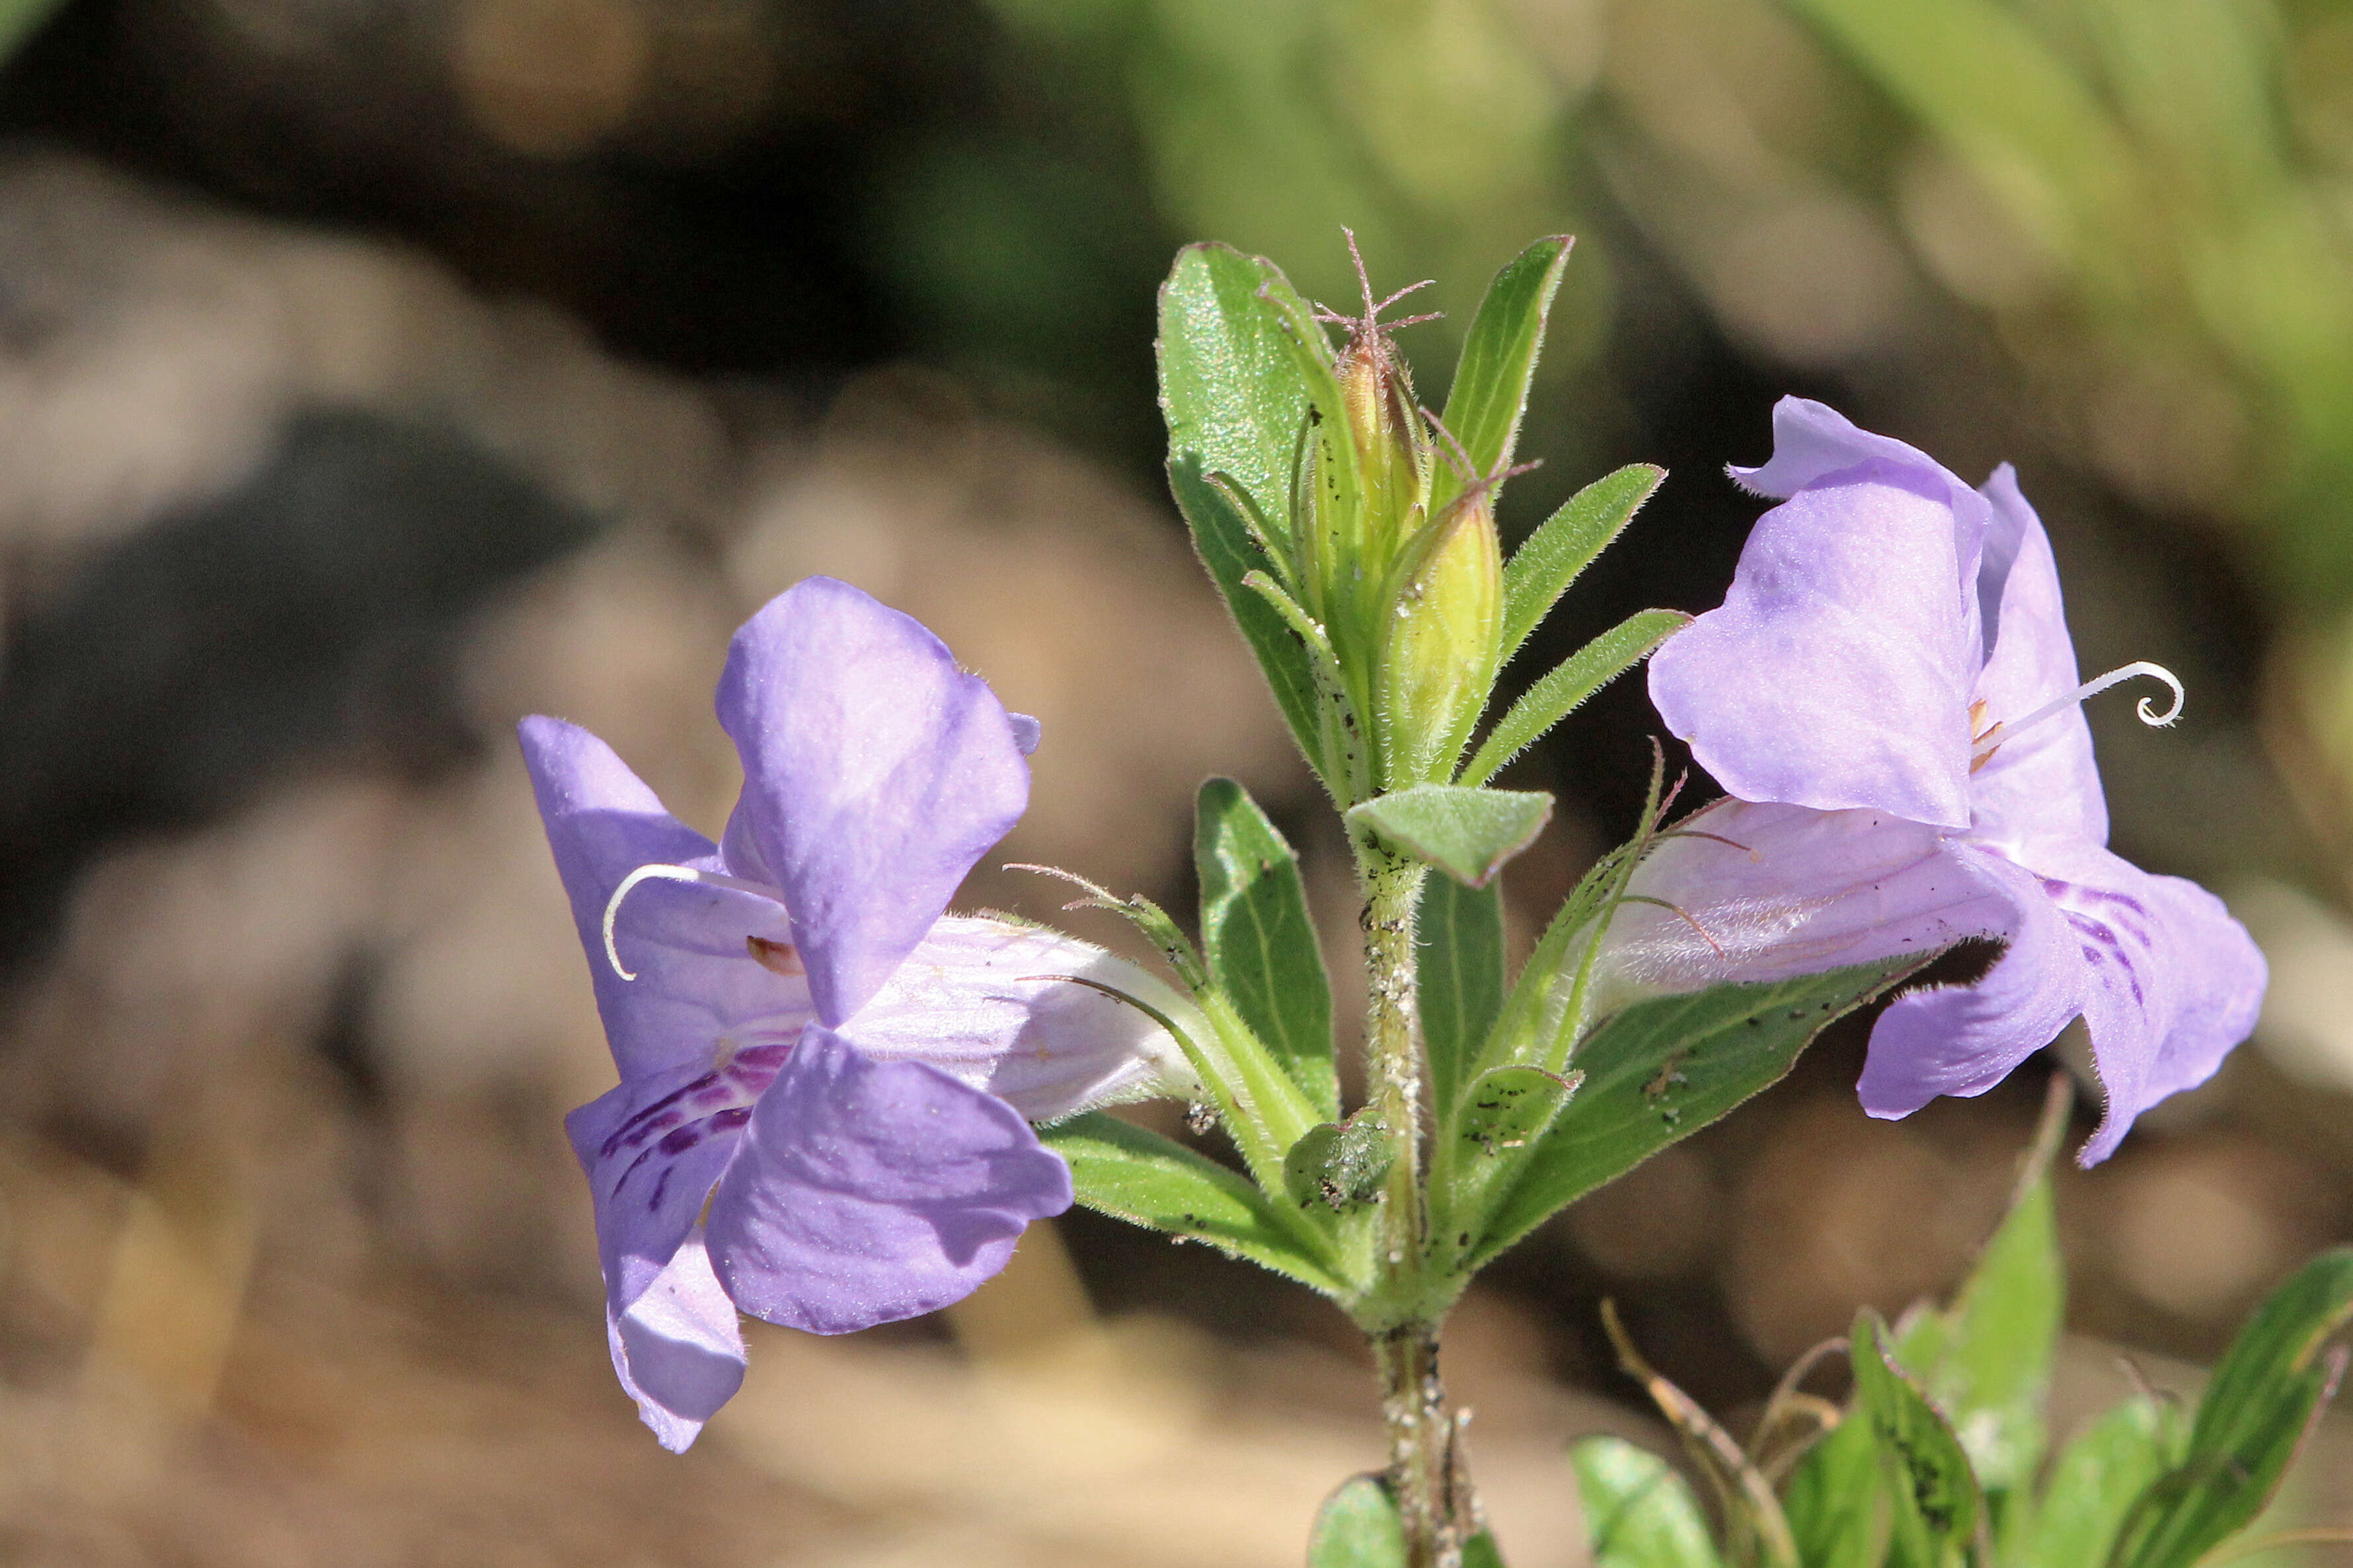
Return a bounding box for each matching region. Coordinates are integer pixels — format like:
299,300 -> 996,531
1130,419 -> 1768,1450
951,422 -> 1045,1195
1357,848 -> 1473,1566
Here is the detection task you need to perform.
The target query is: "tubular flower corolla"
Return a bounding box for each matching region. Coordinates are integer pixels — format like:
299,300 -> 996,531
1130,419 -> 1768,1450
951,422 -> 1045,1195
1602,398 -> 2264,1163
522,576 -> 1188,1449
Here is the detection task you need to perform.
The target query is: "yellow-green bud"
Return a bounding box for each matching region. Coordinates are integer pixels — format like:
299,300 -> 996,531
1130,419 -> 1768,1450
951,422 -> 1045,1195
1374,490 -> 1502,788
1337,332 -> 1430,591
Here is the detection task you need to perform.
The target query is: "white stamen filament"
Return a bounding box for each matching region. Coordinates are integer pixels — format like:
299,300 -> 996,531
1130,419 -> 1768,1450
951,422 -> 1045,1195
601,864 -> 785,980
1972,660 -> 2185,762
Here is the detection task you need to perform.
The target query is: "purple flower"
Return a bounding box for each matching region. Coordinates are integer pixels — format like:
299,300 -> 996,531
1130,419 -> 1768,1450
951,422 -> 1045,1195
522,577 -> 1188,1450
1607,398 -> 2264,1163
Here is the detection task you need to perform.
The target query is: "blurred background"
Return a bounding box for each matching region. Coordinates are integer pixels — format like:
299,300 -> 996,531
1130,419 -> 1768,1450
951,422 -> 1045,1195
0,0 -> 2350,1561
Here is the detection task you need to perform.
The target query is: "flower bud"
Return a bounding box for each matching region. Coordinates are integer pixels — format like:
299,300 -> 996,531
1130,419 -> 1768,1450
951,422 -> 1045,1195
1337,332 -> 1430,589
1300,323 -> 1434,669
1374,490 -> 1502,788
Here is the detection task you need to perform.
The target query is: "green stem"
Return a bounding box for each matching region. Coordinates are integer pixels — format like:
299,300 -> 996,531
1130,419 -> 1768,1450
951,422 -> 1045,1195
1356,844 -> 1473,1567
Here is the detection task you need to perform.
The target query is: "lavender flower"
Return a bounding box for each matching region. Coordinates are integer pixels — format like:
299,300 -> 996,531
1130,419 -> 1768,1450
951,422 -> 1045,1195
522,576 -> 1188,1450
1606,398 -> 2264,1162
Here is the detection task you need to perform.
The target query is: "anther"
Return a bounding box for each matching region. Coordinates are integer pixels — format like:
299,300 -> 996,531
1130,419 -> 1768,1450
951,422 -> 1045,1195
601,864 -> 785,980
746,936 -> 806,979
1971,661 -> 2186,765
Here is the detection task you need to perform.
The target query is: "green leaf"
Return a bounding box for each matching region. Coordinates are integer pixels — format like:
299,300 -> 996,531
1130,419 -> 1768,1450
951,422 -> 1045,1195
1346,784 -> 1554,888
1469,957 -> 1927,1269
1461,609 -> 1689,787
1041,1112 -> 1345,1296
1194,778 -> 1336,1119
1781,1415 -> 1889,1568
1418,874 -> 1505,1123
1900,1076 -> 2070,1495
1158,243 -> 1329,776
1603,1303 -> 1798,1567
1461,1532 -> 1506,1568
2013,1398 -> 2173,1568
1170,453 -> 1325,775
1158,243 -> 1321,529
2112,1247 -> 2353,1568
1432,236 -> 1574,519
1572,1436 -> 1726,1567
1499,464 -> 1666,663
1283,1117 -> 1394,1213
1308,1474 -> 1407,1568
1853,1311 -> 1984,1567
1452,1064 -> 1579,1178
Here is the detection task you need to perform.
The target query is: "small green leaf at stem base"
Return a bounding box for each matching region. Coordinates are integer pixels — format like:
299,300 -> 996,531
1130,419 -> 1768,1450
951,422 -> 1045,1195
1309,1474 -> 1408,1568
1195,777 -> 1338,1119
1894,1074 -> 2070,1496
1852,1310 -> 1986,1567
1041,1112 -> 1347,1298
1346,784 -> 1553,888
1780,1413 -> 1889,1568
2012,1397 -> 2175,1568
1603,1302 -> 1798,1568
1571,1436 -> 1726,1568
2111,1247 -> 2353,1568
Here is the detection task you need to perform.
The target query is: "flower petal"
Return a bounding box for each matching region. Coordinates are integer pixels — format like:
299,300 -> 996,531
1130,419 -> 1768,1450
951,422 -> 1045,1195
603,1229 -> 747,1453
840,915 -> 1200,1121
1857,844 -> 2084,1115
705,1027 -> 1073,1335
714,578 -> 1030,1024
1732,398 -> 1978,519
1593,799 -> 1999,1010
1650,454 -> 1980,828
565,1042 -> 789,1328
521,716 -> 818,1080
1967,466 -> 2108,849
2027,844 -> 2266,1164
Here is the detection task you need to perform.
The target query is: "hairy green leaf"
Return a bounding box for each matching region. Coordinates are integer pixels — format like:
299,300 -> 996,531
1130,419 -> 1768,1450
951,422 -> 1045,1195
2014,1398 -> 2173,1568
1461,609 -> 1689,786
1498,464 -> 1666,661
2113,1248 -> 2353,1568
1853,1311 -> 1983,1567
1433,236 -> 1574,519
1469,957 -> 1927,1269
1899,1078 -> 2069,1495
1308,1475 -> 1407,1568
1042,1112 -> 1344,1296
1418,873 -> 1506,1122
1159,244 -> 1329,775
1346,784 -> 1553,888
1780,1415 -> 1888,1568
1159,243 -> 1322,526
1572,1436 -> 1726,1568
1195,778 -> 1336,1118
